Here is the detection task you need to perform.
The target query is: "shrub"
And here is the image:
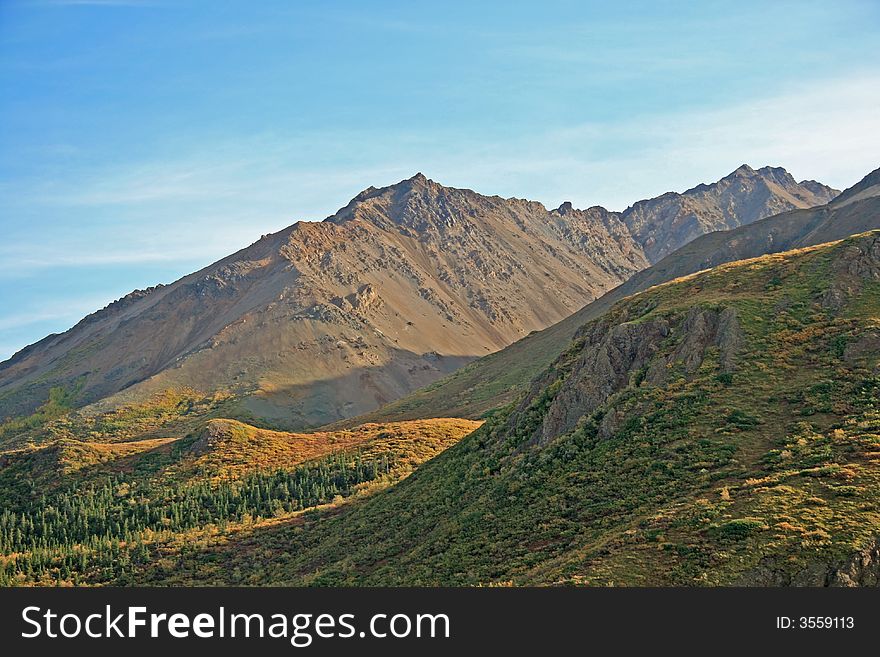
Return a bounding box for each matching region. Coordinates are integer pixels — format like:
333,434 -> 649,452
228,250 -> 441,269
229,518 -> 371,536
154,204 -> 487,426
712,518 -> 766,540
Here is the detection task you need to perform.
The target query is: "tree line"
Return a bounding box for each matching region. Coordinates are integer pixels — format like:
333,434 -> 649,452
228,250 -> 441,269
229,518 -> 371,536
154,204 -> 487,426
0,451 -> 393,585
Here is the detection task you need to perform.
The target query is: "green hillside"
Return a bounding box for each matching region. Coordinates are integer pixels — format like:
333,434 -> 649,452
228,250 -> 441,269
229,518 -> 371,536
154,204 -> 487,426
0,410 -> 479,586
136,232 -> 880,586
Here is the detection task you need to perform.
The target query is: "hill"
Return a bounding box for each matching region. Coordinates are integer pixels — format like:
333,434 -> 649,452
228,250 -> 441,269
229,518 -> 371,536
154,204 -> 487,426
143,231 -> 880,585
0,177 -> 871,587
0,414 -> 480,585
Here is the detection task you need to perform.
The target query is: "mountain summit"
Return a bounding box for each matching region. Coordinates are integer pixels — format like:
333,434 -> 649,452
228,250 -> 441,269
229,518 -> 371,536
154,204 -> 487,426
0,166 -> 838,429
0,175 -> 645,428
621,164 -> 838,262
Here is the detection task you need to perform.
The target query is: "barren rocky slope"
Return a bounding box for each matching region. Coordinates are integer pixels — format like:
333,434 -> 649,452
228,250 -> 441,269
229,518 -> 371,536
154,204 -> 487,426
0,166 -> 836,430
350,167 -> 875,424
621,164 -> 838,262
0,174 -> 645,428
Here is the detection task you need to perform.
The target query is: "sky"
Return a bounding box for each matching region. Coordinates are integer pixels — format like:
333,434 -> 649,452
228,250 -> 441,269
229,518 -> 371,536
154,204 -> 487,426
1,0 -> 879,361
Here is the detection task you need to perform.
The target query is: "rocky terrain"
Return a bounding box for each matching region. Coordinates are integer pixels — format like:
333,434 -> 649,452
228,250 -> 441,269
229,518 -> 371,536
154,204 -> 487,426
3,229 -> 876,587
621,164 -> 838,262
354,167 -> 876,425
0,166 -> 877,588
0,174 -> 646,429
0,166 -> 836,430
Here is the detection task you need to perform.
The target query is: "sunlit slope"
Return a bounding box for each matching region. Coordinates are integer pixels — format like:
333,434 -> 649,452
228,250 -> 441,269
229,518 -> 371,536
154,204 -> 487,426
0,166 -> 838,430
0,407 -> 480,586
347,169 -> 878,426
159,232 -> 880,586
0,174 -> 646,429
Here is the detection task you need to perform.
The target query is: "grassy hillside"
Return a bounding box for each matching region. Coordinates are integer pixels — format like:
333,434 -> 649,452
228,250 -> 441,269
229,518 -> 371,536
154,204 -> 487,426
135,232 -> 880,586
0,406 -> 479,586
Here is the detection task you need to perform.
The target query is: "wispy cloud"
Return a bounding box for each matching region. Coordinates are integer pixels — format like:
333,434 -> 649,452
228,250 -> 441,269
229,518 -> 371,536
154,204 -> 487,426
387,70 -> 880,209
0,247 -> 211,272
0,220 -> 278,278
2,72 -> 877,283
0,295 -> 115,331
552,72 -> 880,206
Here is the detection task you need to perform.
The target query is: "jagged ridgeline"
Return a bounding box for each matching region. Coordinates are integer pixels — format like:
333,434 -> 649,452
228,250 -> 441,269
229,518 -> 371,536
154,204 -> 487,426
0,168 -> 875,588
354,166 -> 879,425
137,231 -> 878,586
0,166 -> 837,431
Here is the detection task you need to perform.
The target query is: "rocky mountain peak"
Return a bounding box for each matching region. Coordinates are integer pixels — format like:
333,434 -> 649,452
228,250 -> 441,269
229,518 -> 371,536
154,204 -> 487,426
730,163 -> 756,177
324,173 -> 446,228
407,171 -> 430,186
555,201 -> 575,215
0,164 -> 849,429
622,164 -> 840,263
0,170 -> 653,425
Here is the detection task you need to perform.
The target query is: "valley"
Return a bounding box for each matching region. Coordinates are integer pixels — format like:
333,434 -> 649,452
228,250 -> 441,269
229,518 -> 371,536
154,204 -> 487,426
1,165 -> 878,587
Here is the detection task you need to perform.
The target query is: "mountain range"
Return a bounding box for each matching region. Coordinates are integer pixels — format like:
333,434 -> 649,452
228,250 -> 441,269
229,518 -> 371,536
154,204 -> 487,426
351,166 -> 880,425
0,165 -> 837,430
195,228 -> 878,586
2,162 -> 879,588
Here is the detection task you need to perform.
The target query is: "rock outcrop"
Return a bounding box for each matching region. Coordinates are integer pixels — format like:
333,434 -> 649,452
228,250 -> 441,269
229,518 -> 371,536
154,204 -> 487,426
739,537 -> 880,587
513,304 -> 745,445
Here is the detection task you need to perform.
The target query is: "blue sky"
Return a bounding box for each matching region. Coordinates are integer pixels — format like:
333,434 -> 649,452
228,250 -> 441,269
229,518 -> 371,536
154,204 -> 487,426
1,0 -> 879,361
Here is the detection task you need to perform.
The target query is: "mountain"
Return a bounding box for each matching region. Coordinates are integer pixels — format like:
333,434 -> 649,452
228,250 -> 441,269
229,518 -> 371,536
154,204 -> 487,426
1,166 -> 830,430
353,167 -> 875,425
0,168 -> 870,587
147,230 -> 879,586
0,174 -> 646,429
621,164 -> 838,263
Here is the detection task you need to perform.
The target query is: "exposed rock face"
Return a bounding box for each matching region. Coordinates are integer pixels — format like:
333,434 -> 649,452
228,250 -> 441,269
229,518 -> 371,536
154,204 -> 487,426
671,306 -> 743,375
311,168 -> 879,429
739,537 -> 880,586
215,231 -> 880,587
505,233 -> 880,586
834,233 -> 880,281
621,164 -> 838,263
331,284 -> 381,313
0,166 -> 840,429
186,419 -> 229,456
0,174 -> 647,428
821,232 -> 880,310
830,538 -> 880,587
511,304 -> 745,445
620,168 -> 880,300
532,317 -> 670,442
